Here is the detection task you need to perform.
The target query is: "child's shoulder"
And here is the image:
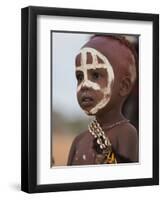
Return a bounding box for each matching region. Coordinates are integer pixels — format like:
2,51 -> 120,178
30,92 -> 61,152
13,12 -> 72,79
73,130 -> 90,144
118,122 -> 137,135
110,121 -> 137,139
119,122 -> 137,141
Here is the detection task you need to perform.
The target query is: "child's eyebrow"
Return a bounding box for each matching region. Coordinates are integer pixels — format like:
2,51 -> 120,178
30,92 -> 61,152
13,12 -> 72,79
88,68 -> 107,71
75,69 -> 83,73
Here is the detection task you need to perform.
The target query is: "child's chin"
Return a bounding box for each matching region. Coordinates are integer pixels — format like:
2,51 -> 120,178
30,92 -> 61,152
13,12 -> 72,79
79,104 -> 97,115
83,109 -> 96,116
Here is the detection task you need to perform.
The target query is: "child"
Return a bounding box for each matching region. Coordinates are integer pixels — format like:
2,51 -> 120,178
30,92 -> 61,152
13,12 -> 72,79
67,35 -> 138,165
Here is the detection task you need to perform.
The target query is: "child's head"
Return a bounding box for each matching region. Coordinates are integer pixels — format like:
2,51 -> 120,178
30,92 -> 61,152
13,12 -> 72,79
75,35 -> 137,116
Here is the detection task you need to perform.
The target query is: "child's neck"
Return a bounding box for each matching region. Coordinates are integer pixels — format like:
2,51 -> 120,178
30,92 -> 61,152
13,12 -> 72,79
95,104 -> 125,127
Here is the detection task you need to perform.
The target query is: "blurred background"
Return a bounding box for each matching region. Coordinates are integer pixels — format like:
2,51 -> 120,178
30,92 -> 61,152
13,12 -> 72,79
51,32 -> 93,166
51,32 -> 139,166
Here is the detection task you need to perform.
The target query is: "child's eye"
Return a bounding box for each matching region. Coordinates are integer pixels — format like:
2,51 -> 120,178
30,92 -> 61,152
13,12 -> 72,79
92,72 -> 100,80
76,73 -> 84,82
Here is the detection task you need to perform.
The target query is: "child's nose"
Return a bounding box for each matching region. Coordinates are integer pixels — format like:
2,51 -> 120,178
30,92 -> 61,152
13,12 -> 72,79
81,79 -> 91,89
80,84 -> 90,92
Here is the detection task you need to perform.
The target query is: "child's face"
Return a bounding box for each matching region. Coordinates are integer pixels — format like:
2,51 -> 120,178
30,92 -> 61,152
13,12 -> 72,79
75,47 -> 114,115
75,36 -> 136,115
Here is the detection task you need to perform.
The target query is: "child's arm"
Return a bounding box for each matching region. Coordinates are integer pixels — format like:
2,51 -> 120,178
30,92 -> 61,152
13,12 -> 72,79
67,137 -> 77,165
67,133 -> 84,165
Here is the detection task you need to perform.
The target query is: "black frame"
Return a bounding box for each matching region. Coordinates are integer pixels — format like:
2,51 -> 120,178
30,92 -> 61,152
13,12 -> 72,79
21,6 -> 159,193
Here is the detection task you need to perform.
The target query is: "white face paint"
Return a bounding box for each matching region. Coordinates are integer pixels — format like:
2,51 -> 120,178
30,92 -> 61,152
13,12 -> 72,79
76,47 -> 115,115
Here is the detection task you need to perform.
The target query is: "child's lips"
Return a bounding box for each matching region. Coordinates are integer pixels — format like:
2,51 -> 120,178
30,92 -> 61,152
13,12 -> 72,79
81,96 -> 94,107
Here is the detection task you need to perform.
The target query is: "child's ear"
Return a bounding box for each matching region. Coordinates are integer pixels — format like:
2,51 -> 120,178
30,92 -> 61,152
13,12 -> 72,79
119,76 -> 133,97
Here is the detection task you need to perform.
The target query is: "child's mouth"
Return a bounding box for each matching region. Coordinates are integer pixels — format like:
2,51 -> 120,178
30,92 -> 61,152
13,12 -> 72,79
81,96 -> 94,107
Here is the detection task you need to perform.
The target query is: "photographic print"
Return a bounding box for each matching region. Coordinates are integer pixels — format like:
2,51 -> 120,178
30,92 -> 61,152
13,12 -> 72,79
21,6 -> 159,193
51,32 -> 139,167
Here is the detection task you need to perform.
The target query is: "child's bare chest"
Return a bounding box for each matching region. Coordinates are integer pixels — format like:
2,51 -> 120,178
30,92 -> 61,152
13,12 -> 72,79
72,133 -> 96,165
71,130 -> 118,165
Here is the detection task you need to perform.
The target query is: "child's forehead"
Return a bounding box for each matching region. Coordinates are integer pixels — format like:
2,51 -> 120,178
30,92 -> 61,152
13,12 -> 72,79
75,36 -> 135,73
75,50 -> 105,67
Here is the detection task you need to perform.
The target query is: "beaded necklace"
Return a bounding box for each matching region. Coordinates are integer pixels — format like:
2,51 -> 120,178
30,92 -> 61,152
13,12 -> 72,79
88,118 -> 129,164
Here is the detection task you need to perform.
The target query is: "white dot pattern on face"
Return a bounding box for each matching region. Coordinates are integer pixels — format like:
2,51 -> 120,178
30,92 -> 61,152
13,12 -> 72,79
76,47 -> 115,115
82,154 -> 86,160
